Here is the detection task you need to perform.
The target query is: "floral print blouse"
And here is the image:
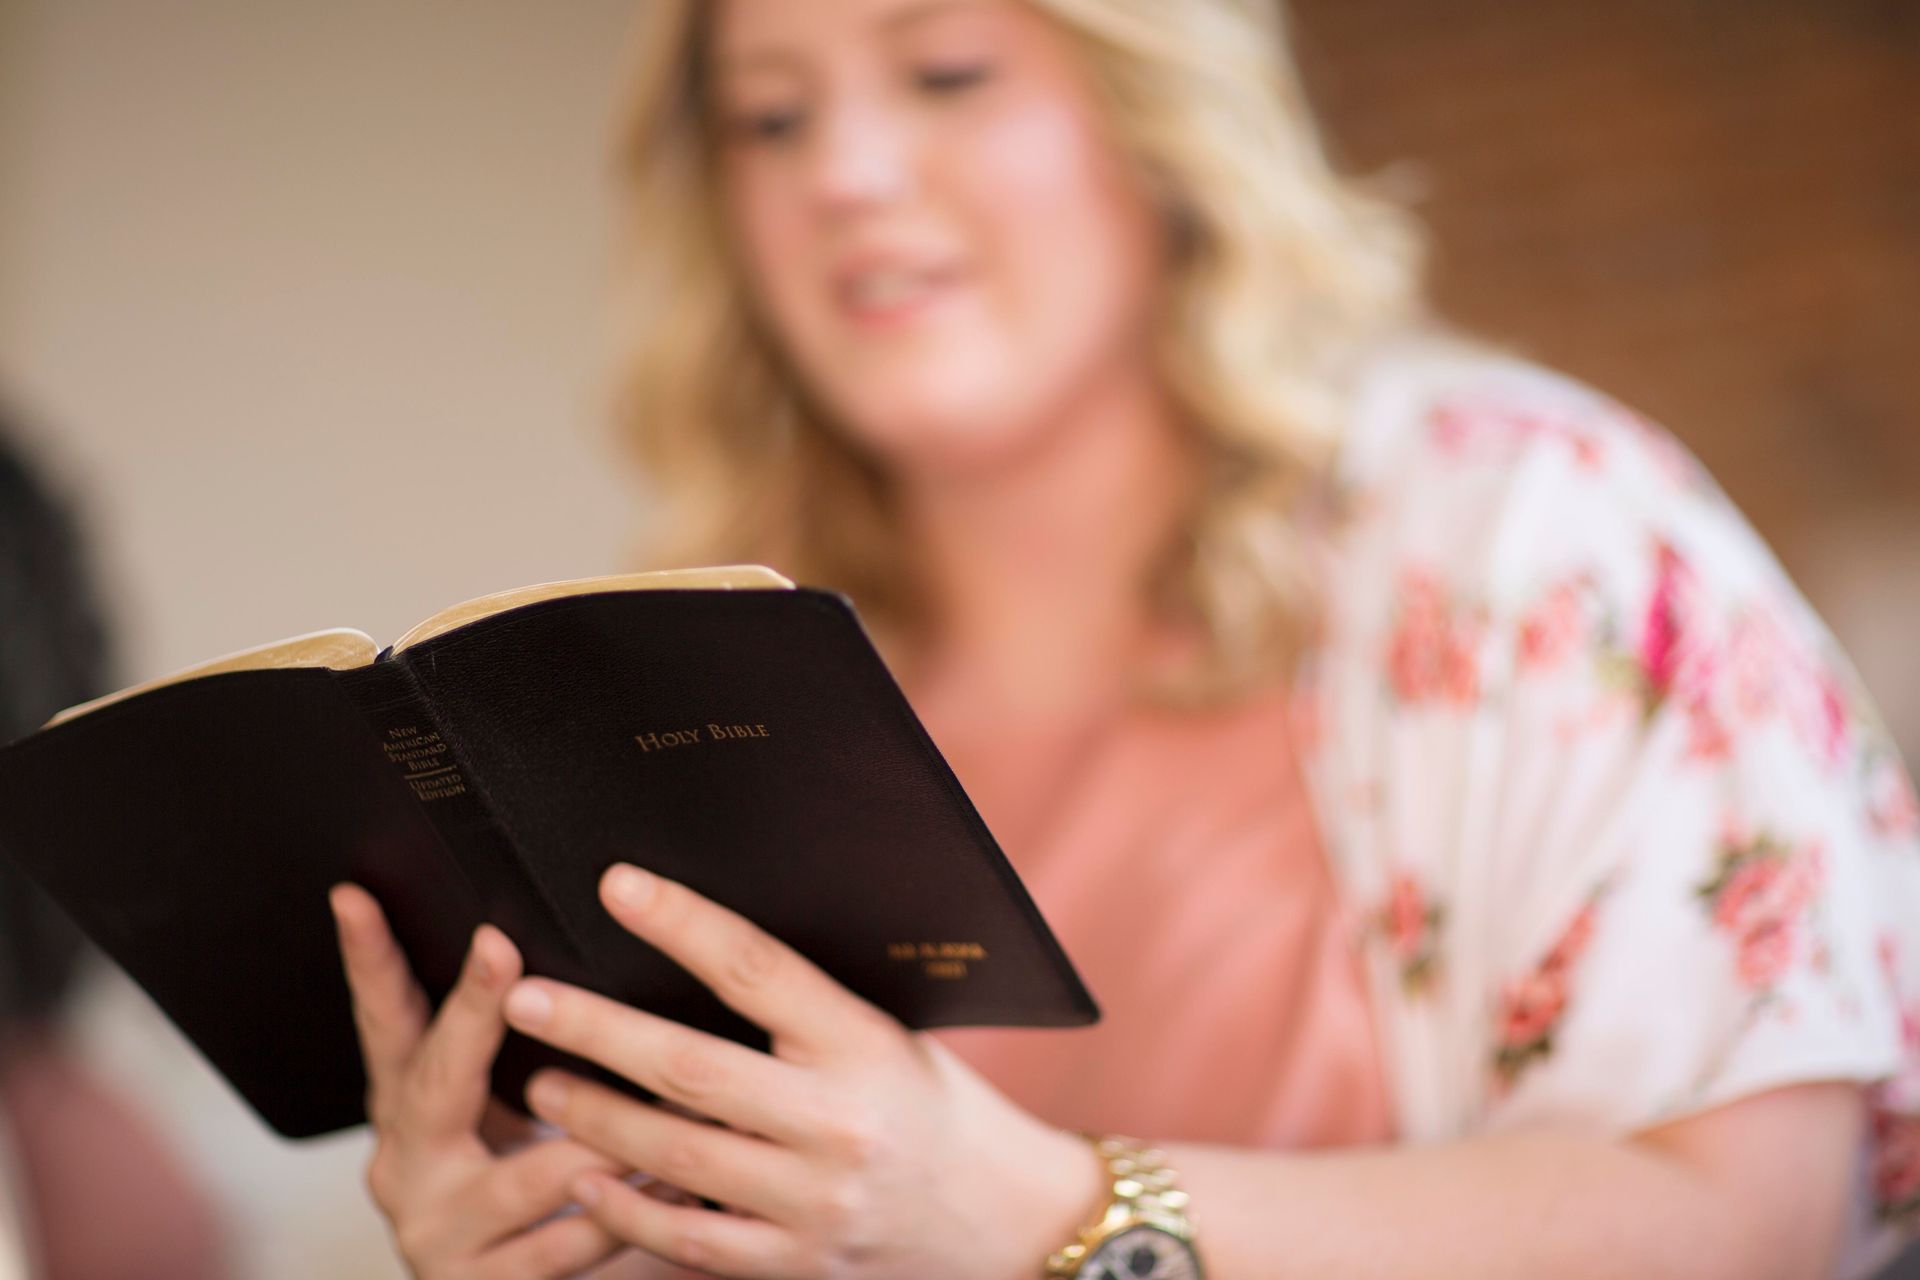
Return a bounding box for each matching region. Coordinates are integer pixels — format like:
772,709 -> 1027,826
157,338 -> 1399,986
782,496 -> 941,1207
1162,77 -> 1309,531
1292,333 -> 1920,1277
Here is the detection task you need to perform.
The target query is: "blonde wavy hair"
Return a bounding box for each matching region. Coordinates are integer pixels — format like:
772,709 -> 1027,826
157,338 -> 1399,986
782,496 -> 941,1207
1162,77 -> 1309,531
607,0 -> 1431,703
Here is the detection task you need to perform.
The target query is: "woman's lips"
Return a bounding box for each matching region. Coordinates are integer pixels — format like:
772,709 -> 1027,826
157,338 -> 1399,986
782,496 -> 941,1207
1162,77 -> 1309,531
834,265 -> 967,331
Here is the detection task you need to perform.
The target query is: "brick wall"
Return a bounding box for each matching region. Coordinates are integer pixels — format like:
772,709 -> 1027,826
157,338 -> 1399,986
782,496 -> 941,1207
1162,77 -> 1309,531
1292,0 -> 1919,566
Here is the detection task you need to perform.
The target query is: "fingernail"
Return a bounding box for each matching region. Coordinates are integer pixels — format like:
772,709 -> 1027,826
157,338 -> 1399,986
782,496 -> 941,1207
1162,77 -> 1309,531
528,1072 -> 568,1117
503,981 -> 552,1028
573,1172 -> 602,1207
466,933 -> 493,986
606,863 -> 656,908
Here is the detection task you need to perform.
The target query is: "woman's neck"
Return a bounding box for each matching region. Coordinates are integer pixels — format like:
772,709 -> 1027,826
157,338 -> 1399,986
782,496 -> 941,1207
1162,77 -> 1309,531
894,363 -> 1202,732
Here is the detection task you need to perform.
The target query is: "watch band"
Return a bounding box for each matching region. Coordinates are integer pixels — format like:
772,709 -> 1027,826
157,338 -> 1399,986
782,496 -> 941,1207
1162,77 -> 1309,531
1043,1132 -> 1198,1278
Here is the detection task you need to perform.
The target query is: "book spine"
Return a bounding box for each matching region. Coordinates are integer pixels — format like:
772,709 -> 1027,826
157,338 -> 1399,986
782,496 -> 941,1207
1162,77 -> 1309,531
340,658 -> 596,990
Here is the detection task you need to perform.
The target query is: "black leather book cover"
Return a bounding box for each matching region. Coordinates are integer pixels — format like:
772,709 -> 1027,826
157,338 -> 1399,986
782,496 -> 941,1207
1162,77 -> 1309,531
0,585 -> 1099,1138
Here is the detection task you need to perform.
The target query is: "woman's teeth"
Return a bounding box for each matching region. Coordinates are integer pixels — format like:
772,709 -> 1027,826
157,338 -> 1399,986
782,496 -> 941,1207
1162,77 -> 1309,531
846,271 -> 942,311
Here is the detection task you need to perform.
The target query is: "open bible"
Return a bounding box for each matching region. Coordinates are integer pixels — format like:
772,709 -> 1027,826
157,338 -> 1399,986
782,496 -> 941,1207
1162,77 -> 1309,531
0,567 -> 1098,1138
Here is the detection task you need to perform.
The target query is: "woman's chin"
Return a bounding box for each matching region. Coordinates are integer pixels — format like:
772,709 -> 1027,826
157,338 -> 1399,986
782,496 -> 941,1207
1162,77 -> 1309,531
851,417 -> 1059,488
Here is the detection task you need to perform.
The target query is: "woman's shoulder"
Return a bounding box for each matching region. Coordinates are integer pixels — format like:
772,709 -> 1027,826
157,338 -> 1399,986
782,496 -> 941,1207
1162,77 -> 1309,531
1314,329 -> 1805,650
1310,326 -> 1915,854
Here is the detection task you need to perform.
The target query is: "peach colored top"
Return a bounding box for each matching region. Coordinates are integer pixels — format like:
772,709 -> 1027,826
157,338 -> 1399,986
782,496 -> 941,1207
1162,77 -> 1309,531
926,681 -> 1397,1150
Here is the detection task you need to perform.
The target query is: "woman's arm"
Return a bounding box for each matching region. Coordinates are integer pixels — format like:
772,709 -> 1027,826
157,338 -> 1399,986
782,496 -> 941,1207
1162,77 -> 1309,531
1159,1080 -> 1861,1280
556,1079 -> 1864,1280
509,865 -> 1867,1280
563,1082 -> 1861,1280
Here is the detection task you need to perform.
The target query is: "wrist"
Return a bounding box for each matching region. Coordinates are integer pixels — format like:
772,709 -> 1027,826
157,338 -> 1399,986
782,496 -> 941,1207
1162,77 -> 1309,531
1004,1122 -> 1111,1278
1040,1134 -> 1206,1279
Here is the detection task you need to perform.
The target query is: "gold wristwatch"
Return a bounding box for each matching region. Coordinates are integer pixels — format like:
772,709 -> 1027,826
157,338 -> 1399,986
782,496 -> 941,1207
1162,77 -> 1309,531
1042,1133 -> 1205,1280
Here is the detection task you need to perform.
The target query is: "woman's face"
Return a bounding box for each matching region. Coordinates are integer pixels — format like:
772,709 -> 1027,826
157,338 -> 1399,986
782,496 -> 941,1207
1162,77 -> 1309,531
708,0 -> 1168,482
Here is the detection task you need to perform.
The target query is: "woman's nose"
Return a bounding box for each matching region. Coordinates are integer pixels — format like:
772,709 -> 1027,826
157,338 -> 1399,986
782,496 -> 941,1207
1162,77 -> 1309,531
805,97 -> 916,216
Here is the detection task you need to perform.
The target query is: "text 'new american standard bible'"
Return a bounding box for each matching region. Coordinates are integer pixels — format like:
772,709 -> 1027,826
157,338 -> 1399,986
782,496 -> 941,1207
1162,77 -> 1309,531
0,567 -> 1098,1138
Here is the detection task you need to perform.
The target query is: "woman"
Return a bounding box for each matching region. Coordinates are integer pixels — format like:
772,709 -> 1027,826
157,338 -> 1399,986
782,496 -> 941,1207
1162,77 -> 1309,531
329,0 -> 1920,1276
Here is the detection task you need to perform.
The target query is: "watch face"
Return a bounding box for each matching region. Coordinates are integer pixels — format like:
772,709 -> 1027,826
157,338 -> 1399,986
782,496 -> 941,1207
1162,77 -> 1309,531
1082,1225 -> 1202,1280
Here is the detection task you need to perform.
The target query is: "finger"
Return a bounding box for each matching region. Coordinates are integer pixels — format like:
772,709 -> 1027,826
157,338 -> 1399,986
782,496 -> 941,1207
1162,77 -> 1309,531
598,863 -> 898,1063
401,922 -> 522,1142
459,1138 -> 631,1252
330,882 -> 430,1098
524,1071 -> 814,1227
573,1173 -> 810,1280
502,978 -> 825,1146
468,1212 -> 624,1280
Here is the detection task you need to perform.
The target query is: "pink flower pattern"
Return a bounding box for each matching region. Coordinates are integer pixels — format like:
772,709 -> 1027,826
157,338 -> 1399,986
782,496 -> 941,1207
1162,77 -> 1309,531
1491,894 -> 1604,1093
1590,538 -> 1711,725
1329,349 -> 1920,1271
1694,827 -> 1825,991
1867,750 -> 1920,840
1516,577 -> 1592,672
1881,937 -> 1920,1062
1872,1106 -> 1920,1226
1374,870 -> 1445,994
1426,396 -> 1609,471
1385,569 -> 1485,706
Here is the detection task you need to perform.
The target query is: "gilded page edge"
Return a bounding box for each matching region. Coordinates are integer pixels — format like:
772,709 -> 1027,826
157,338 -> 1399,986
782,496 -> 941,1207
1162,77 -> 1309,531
386,564 -> 795,656
37,564 -> 796,732
42,628 -> 380,729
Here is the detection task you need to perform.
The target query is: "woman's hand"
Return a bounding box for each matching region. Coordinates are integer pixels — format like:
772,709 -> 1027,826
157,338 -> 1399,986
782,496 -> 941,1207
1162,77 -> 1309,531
330,882 -> 636,1279
500,863 -> 1107,1280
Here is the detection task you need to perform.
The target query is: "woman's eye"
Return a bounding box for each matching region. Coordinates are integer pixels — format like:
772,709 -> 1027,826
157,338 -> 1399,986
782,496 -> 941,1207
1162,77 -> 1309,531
915,63 -> 993,94
731,108 -> 805,144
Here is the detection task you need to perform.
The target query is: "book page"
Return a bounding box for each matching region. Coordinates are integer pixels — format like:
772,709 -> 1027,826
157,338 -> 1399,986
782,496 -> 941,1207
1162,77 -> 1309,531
386,564 -> 794,655
41,565 -> 794,731
43,629 -> 380,728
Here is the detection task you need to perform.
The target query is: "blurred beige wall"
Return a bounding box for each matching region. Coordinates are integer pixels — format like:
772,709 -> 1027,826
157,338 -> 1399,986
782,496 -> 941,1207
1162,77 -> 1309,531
0,1 -> 642,1274
0,0 -> 642,679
